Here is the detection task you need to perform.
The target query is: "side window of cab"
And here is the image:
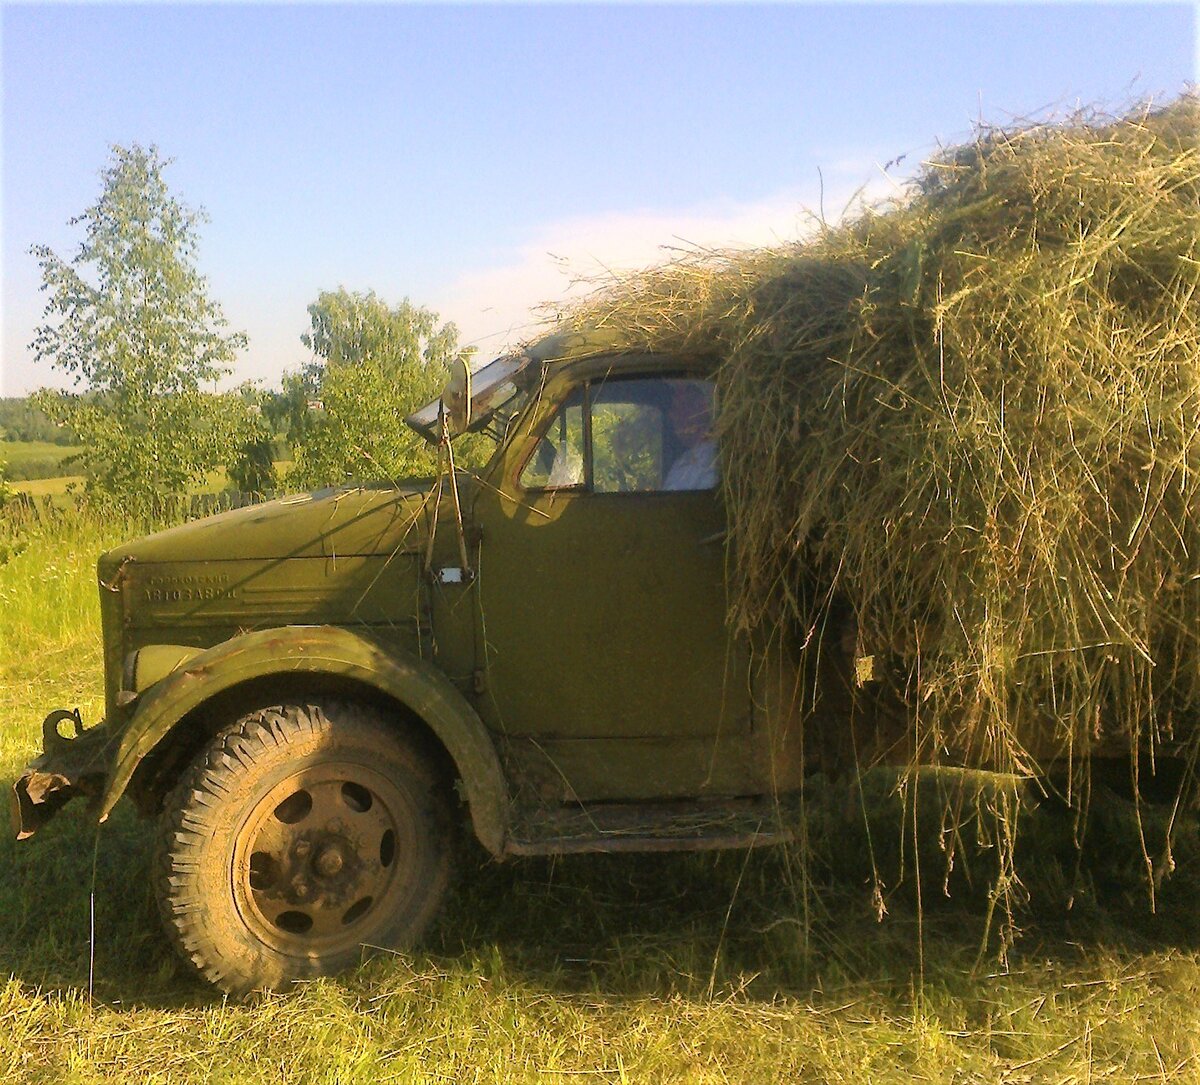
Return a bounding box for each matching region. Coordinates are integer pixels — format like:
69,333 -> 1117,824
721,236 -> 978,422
519,376 -> 718,493
518,386 -> 586,489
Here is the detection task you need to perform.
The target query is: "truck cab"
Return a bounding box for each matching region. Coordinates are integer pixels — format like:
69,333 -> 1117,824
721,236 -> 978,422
13,331 -> 825,994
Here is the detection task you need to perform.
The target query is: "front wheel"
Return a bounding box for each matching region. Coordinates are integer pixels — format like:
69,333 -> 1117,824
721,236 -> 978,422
156,702 -> 453,994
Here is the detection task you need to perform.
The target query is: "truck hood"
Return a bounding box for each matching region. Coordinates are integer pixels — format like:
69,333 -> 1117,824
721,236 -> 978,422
99,484 -> 435,571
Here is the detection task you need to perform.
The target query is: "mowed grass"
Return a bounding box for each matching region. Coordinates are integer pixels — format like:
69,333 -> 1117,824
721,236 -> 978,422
1,511 -> 1199,1082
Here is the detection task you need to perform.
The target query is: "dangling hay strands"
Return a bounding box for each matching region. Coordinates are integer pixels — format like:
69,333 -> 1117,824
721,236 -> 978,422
570,97 -> 1200,887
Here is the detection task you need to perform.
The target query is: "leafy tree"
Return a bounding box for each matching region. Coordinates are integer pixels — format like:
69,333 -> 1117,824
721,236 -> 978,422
225,385 -> 279,495
29,143 -> 250,510
227,436 -> 277,494
287,289 -> 468,488
265,368 -> 322,455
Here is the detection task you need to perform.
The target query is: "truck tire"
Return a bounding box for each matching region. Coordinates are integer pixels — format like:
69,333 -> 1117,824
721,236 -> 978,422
155,701 -> 453,995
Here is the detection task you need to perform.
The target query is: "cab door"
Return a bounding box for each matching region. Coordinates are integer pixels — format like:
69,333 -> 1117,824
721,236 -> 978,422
471,363 -> 756,802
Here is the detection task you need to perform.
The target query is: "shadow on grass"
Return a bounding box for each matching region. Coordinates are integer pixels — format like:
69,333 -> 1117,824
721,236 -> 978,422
433,806 -> 1200,1007
0,797 -> 176,1001
3,770 -> 1199,1011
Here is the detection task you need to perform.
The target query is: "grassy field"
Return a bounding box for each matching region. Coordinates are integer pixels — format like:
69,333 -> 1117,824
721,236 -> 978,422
9,475 -> 85,498
1,509 -> 1199,1082
0,440 -> 82,482
10,465 -> 294,499
10,474 -> 226,500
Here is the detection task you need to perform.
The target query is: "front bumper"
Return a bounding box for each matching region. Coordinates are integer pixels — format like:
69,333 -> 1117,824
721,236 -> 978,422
10,709 -> 114,840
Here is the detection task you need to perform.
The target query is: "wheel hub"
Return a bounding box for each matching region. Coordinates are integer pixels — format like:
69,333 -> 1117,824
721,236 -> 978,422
233,763 -> 413,953
314,844 -> 345,878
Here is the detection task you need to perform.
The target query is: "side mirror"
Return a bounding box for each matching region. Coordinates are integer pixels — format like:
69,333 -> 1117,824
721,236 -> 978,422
442,357 -> 472,434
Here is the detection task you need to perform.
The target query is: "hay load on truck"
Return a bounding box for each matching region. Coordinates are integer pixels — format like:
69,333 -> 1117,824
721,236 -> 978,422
11,96 -> 1199,994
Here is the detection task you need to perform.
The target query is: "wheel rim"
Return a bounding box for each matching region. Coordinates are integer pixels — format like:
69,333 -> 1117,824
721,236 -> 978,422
231,761 -> 418,957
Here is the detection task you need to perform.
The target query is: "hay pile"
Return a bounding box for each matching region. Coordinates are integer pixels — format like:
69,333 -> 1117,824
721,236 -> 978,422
572,98 -> 1200,816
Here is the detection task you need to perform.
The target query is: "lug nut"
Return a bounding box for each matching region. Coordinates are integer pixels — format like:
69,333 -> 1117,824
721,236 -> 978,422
315,846 -> 345,877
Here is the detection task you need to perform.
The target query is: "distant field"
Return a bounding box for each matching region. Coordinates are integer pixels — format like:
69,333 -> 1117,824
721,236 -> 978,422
13,475 -> 262,501
9,460 -> 293,499
0,439 -> 81,481
11,475 -> 83,497
12,472 -> 230,499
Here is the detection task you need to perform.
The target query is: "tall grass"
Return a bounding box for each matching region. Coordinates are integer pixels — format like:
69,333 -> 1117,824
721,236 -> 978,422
0,507 -> 122,776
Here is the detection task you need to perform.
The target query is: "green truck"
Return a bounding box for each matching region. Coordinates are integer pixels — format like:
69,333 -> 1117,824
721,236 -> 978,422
18,328 -> 1186,993
13,331 -> 850,993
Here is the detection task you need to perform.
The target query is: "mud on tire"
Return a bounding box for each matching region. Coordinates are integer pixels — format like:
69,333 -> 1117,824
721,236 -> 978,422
155,701 -> 453,995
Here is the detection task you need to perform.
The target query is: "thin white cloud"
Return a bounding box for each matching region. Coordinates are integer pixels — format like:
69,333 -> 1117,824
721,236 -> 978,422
435,168 -> 893,362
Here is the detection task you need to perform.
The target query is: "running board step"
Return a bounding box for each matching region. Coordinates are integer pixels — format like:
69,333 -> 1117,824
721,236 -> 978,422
504,796 -> 801,856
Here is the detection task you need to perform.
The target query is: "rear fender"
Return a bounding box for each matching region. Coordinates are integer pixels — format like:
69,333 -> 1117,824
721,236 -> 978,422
99,625 -> 509,854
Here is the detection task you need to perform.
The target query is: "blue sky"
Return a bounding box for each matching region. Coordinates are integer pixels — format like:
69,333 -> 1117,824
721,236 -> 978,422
2,2 -> 1195,396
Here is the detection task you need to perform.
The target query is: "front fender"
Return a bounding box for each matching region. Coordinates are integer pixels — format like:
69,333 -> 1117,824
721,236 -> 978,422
99,625 -> 509,854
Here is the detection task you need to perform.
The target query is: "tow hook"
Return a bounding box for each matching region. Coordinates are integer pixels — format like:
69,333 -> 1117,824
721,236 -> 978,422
11,709 -> 112,841
43,707 -> 85,752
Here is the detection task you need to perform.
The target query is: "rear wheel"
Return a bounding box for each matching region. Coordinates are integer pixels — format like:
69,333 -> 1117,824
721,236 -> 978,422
156,701 -> 452,994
